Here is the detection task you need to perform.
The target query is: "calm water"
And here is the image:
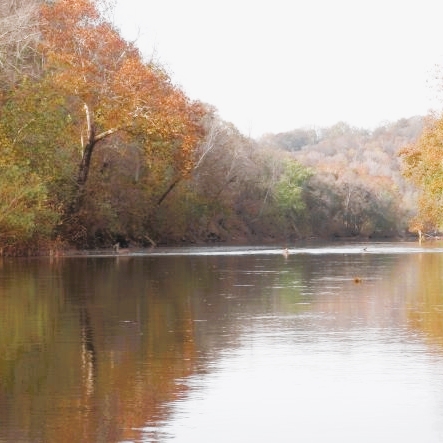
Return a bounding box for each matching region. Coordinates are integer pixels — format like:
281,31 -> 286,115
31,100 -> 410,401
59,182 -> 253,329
1,242 -> 443,442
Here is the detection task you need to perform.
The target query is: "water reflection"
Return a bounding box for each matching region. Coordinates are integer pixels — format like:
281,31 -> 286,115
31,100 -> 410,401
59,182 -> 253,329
0,257 -> 198,442
0,244 -> 443,442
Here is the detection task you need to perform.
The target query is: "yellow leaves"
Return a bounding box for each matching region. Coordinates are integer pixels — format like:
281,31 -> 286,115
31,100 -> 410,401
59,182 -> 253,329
0,129 -> 15,167
400,116 -> 443,229
0,163 -> 59,244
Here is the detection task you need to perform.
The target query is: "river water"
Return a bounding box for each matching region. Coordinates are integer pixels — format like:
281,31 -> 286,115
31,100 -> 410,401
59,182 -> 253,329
1,242 -> 443,442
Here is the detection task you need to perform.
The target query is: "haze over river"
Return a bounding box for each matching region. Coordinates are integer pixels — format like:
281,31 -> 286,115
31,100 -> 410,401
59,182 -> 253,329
1,242 -> 443,442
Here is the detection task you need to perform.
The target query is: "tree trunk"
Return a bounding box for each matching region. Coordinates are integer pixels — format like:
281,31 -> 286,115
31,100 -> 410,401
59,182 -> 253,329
68,103 -> 119,215
77,139 -> 95,188
157,178 -> 180,206
68,111 -> 96,214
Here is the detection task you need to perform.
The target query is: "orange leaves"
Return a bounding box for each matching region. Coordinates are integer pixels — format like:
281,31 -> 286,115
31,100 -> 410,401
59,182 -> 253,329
40,0 -> 131,104
38,0 -> 204,144
39,0 -> 99,43
36,0 -> 206,223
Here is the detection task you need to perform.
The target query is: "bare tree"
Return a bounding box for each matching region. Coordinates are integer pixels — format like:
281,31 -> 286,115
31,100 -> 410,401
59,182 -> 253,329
0,0 -> 41,87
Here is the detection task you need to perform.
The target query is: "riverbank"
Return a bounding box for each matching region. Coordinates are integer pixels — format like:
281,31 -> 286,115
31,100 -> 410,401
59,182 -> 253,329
0,232 -> 419,258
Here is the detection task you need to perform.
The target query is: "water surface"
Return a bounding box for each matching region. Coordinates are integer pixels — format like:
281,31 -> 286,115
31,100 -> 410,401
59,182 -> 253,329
1,242 -> 443,442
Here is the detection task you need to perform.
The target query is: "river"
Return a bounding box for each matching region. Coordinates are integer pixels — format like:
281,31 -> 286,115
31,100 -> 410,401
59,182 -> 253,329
1,242 -> 443,442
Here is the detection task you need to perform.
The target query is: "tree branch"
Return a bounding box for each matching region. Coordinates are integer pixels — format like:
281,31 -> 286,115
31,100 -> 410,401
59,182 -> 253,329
94,127 -> 120,142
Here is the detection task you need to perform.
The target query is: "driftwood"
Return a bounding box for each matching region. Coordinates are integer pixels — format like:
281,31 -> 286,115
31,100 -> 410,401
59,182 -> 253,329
144,234 -> 157,248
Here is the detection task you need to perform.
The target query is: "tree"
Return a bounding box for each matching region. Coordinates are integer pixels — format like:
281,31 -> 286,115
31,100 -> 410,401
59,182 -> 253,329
0,0 -> 41,88
0,127 -> 58,252
261,118 -> 422,237
0,0 -> 206,249
175,109 -> 258,242
400,117 -> 443,232
273,160 -> 312,237
38,0 -> 205,222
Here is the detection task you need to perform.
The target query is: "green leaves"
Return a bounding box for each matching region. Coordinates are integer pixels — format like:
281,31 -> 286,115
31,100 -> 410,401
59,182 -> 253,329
274,160 -> 312,216
0,164 -> 57,245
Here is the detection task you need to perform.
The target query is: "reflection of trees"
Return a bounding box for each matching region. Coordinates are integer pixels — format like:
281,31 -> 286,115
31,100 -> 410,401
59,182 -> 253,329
0,259 -> 64,442
405,252 -> 443,349
65,257 -> 200,442
3,250 -> 443,442
298,253 -> 407,329
0,253 -> 310,442
299,251 -> 443,354
80,307 -> 96,398
0,257 -> 199,442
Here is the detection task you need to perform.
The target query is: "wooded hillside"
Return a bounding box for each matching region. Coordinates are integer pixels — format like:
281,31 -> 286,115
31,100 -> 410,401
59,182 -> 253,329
0,0 -> 430,254
260,118 -> 423,238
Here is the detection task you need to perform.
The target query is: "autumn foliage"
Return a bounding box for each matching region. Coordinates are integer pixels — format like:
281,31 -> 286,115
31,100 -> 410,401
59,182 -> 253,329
400,117 -> 443,233
39,0 -> 204,204
1,0 -> 207,251
0,0 -> 432,253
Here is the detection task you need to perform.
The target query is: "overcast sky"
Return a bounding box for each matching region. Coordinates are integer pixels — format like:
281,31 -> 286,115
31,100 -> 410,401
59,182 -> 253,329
114,0 -> 443,138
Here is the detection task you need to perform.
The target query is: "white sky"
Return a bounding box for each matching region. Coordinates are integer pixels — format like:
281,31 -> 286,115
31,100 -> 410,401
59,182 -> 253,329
114,0 -> 443,138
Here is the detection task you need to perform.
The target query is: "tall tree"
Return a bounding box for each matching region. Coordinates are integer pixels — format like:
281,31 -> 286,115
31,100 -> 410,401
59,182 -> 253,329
38,0 -> 204,216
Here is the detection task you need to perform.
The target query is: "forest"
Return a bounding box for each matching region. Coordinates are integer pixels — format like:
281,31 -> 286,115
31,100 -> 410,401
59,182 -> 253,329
0,0 -> 441,255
